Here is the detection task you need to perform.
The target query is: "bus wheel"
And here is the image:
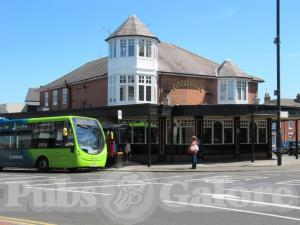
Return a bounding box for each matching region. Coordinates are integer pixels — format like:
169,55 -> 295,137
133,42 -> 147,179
36,157 -> 49,172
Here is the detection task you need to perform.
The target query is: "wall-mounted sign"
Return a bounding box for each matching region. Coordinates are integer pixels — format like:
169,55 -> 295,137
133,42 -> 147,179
171,80 -> 204,91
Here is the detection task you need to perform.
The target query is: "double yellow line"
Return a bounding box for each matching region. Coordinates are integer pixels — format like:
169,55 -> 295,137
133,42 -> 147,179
0,216 -> 56,225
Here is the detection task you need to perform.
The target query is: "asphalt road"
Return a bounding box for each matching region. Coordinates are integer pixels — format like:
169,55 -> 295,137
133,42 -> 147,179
1,168 -> 300,225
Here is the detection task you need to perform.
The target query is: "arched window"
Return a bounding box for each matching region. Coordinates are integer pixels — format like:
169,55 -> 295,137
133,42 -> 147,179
214,121 -> 223,144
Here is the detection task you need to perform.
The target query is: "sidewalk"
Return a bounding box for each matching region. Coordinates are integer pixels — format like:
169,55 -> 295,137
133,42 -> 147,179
105,155 -> 300,172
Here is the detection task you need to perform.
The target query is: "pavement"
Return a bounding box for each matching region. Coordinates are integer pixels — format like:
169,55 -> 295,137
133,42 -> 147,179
106,155 -> 300,172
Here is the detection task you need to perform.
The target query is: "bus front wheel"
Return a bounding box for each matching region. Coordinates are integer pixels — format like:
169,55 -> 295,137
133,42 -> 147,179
36,157 -> 49,172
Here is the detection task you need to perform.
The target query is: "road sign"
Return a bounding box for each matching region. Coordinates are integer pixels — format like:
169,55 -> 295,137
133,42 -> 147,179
117,110 -> 122,120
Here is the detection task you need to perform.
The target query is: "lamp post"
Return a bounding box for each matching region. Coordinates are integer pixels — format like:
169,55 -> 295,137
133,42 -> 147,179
274,0 -> 282,166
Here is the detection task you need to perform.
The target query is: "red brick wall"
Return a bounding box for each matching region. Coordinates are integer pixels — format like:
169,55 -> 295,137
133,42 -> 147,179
40,77 -> 107,110
71,78 -> 107,109
248,82 -> 258,103
159,74 -> 217,105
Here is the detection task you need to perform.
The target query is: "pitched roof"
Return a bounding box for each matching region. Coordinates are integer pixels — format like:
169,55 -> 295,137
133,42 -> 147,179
264,99 -> 300,107
41,57 -> 107,89
25,88 -> 40,103
217,59 -> 263,82
158,42 -> 219,76
105,15 -> 159,42
41,43 -> 263,90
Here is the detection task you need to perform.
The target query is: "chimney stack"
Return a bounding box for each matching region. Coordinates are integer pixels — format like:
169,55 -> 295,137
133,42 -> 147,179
264,92 -> 271,103
296,93 -> 300,103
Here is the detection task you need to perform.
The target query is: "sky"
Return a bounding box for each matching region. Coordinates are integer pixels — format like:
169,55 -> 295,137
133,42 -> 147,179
0,0 -> 299,104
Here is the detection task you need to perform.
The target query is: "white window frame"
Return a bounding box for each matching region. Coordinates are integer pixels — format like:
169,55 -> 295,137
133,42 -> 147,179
44,92 -> 49,107
52,90 -> 58,106
120,39 -> 127,57
62,88 -> 68,105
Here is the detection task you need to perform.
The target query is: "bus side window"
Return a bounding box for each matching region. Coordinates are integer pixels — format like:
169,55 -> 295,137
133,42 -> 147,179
0,132 -> 16,150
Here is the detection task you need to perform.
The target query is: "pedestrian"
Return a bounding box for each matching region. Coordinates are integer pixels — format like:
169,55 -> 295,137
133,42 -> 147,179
124,139 -> 131,164
189,135 -> 199,169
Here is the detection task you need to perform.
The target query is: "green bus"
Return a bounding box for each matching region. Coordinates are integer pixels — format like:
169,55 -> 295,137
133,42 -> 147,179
0,116 -> 107,172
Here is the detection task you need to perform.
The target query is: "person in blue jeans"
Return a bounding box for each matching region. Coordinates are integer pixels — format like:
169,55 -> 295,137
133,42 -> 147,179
189,136 -> 199,169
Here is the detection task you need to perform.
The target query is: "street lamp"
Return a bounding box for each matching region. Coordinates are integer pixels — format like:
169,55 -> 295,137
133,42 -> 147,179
274,0 -> 282,166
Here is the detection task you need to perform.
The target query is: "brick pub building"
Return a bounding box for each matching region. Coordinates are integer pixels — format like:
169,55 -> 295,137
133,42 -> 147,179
4,15 -> 300,163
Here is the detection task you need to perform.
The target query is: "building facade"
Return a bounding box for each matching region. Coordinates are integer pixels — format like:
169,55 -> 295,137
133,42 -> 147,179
4,15 -> 299,163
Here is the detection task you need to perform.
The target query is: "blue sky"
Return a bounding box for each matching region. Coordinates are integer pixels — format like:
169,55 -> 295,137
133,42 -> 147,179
1,0 -> 299,103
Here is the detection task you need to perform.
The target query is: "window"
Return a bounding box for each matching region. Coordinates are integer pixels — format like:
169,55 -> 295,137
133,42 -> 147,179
242,81 -> 247,100
240,120 -> 249,143
237,81 -> 241,100
203,120 -> 213,144
258,120 -> 267,143
109,42 -> 113,59
120,75 -> 126,84
220,81 -> 226,101
146,40 -> 152,58
139,75 -> 144,83
0,133 -> 16,150
128,39 -> 135,56
146,86 -> 151,101
53,90 -> 58,106
120,86 -> 126,101
128,86 -> 134,101
139,85 -> 144,101
44,92 -> 49,107
146,76 -> 151,84
128,75 -> 134,83
237,81 -> 247,101
139,40 -> 145,57
62,88 -> 68,105
167,119 -> 194,144
228,80 -> 234,100
223,120 -> 233,144
113,41 -> 117,58
214,121 -> 223,144
120,39 -> 126,57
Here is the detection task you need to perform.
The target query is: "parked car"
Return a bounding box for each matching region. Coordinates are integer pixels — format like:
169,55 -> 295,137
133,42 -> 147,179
287,141 -> 300,156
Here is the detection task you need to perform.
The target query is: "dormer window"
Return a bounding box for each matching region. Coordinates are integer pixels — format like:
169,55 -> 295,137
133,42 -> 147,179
218,79 -> 248,104
237,81 -> 247,101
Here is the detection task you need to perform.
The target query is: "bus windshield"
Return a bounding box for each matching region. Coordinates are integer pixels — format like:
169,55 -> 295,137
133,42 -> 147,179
72,118 -> 104,155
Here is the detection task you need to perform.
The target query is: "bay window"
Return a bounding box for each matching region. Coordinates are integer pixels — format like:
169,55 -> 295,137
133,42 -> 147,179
120,39 -> 126,57
128,39 -> 135,56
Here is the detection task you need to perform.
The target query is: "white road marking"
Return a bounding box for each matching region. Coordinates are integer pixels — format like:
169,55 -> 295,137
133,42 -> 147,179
4,178 -> 67,184
59,182 -> 172,190
277,180 -> 300,186
198,193 -> 300,210
224,188 -> 300,199
26,186 -> 112,196
163,200 -> 300,222
26,179 -> 117,187
0,176 -> 50,181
